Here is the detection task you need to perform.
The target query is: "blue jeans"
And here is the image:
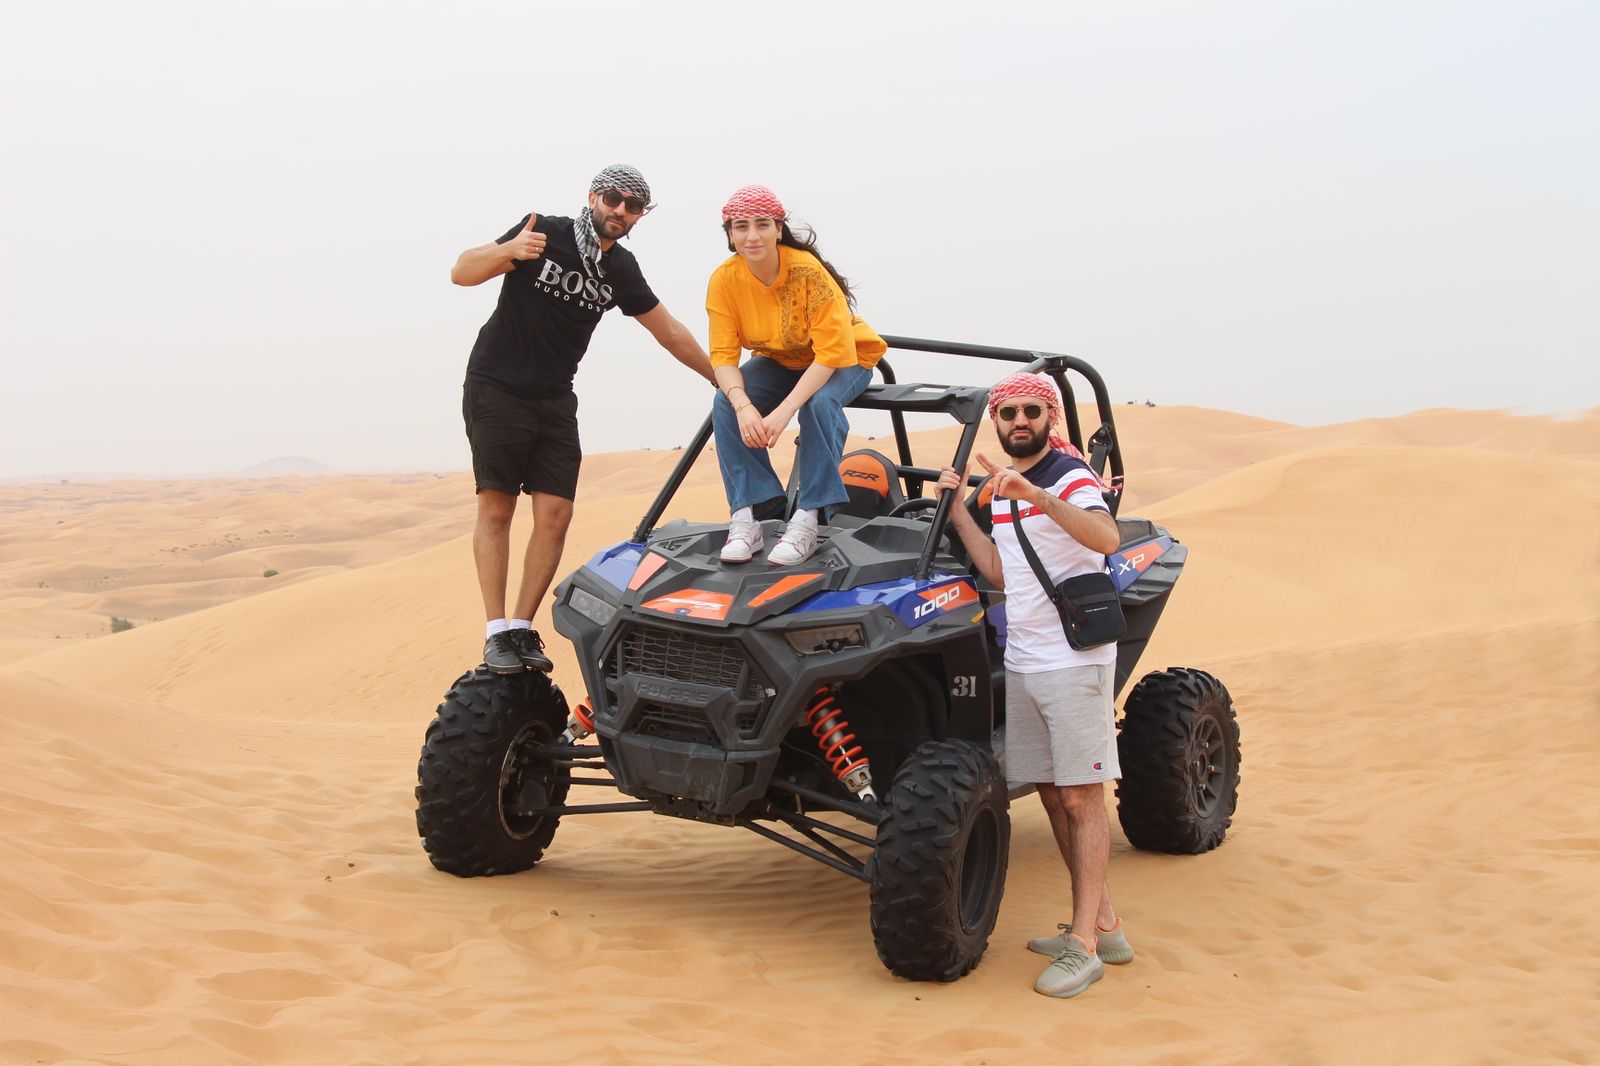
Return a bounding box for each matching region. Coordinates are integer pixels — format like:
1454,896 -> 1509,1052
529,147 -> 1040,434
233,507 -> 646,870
712,357 -> 873,516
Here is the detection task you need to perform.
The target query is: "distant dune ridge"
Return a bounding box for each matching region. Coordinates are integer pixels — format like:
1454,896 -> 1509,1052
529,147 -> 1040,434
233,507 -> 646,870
1,456 -> 340,486
236,456 -> 338,477
1,405 -> 1596,1064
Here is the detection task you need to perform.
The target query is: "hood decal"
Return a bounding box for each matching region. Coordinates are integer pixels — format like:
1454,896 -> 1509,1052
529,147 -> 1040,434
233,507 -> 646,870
640,589 -> 734,620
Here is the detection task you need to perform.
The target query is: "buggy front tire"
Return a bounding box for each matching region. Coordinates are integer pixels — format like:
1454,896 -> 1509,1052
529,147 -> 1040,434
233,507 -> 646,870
869,739 -> 1010,981
1115,667 -> 1240,854
415,666 -> 571,876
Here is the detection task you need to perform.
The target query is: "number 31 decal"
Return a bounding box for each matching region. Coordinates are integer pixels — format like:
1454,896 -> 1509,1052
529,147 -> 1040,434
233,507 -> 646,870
950,674 -> 977,697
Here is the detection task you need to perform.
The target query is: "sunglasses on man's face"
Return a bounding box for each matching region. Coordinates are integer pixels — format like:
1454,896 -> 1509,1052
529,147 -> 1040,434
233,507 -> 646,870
997,403 -> 1046,423
599,189 -> 652,214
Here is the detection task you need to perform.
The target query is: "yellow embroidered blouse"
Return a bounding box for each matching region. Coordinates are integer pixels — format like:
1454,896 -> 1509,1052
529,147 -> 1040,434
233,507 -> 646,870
706,245 -> 886,371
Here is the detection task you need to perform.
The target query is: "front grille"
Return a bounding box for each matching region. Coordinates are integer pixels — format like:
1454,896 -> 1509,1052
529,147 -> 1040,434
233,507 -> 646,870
608,626 -> 767,701
605,624 -> 771,741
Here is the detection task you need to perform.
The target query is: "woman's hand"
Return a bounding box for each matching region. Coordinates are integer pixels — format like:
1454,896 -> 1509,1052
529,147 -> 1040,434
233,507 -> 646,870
760,403 -> 795,446
737,402 -> 769,448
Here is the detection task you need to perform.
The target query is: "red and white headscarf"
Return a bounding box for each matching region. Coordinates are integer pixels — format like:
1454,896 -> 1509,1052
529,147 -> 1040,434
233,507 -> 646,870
987,371 -> 1081,459
722,184 -> 787,222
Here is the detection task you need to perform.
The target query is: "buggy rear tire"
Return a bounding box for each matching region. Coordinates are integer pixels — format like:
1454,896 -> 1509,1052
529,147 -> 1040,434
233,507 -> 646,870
415,666 -> 571,876
869,739 -> 1010,981
1116,667 -> 1239,854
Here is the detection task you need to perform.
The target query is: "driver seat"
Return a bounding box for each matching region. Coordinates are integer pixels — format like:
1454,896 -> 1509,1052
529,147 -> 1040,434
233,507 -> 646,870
835,448 -> 906,520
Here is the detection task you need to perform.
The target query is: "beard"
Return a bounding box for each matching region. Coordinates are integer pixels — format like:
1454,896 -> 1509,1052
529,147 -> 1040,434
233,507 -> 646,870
592,212 -> 632,240
999,423 -> 1050,459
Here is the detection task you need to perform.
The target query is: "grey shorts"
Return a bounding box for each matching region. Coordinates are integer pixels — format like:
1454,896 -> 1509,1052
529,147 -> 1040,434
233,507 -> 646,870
1004,664 -> 1120,788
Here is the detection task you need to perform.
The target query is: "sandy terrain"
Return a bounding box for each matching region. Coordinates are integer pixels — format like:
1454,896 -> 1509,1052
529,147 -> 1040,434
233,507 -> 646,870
1,405 -> 1596,1065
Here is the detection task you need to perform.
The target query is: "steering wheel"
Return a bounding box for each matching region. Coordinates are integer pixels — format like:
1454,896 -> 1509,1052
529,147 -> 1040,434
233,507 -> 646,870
887,497 -> 938,518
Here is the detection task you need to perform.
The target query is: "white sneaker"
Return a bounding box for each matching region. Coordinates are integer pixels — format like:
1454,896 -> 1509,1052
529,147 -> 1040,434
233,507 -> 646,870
766,521 -> 819,565
720,520 -> 764,563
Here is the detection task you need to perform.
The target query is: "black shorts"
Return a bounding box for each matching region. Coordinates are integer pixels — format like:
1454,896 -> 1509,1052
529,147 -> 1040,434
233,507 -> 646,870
462,379 -> 581,499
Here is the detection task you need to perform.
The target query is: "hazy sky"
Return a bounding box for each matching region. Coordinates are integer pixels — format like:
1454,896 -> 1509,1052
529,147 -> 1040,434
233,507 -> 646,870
2,1 -> 1595,477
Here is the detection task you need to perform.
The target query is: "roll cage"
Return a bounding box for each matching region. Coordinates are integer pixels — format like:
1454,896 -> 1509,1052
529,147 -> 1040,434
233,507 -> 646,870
631,335 -> 1127,578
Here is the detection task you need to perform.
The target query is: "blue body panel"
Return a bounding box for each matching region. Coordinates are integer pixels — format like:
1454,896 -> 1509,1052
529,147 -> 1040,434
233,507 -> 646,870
1108,536 -> 1173,592
585,541 -> 646,591
793,575 -> 979,630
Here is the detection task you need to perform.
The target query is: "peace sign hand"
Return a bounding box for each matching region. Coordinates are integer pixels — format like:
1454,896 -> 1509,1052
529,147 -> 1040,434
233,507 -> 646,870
506,213 -> 547,261
975,452 -> 1040,506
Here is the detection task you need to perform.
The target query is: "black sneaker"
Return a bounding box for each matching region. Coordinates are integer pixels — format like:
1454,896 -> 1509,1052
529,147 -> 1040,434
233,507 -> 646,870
483,631 -> 527,675
509,627 -> 553,672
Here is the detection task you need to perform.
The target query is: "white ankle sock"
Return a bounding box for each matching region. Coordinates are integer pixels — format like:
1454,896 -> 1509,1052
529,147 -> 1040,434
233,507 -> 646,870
790,508 -> 818,531
510,618 -> 532,630
732,506 -> 753,524
486,618 -> 509,638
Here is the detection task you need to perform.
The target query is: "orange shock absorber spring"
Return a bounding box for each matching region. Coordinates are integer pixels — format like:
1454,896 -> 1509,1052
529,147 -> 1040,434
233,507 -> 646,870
804,687 -> 875,800
561,695 -> 597,744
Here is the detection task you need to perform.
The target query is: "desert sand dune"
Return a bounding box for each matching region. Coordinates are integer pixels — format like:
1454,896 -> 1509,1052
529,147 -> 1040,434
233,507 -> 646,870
1,407 -> 1596,1065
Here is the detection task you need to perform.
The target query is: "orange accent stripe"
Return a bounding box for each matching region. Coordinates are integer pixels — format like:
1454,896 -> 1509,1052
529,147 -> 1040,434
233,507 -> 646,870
627,552 -> 668,591
1120,542 -> 1167,575
747,572 -> 823,609
917,581 -> 978,609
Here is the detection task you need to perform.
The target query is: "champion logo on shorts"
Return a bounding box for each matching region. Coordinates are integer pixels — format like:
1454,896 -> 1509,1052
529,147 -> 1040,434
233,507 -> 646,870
1093,761 -> 1103,770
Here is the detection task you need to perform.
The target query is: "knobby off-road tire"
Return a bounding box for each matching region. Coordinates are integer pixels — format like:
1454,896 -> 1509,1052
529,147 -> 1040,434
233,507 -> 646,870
415,666 -> 571,876
1116,667 -> 1240,854
869,739 -> 1010,982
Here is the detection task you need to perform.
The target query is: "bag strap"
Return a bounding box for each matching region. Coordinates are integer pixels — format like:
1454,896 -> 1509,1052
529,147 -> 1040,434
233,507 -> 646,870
1009,497 -> 1085,623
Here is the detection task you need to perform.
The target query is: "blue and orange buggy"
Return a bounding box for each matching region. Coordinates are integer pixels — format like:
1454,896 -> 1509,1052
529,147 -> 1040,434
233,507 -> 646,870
415,337 -> 1240,982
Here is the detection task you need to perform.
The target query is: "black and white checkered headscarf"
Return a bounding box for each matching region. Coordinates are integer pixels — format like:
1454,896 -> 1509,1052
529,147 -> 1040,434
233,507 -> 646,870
576,164 -> 652,277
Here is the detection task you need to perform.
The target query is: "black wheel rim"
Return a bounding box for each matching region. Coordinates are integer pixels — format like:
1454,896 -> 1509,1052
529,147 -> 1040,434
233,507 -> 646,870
957,807 -> 1001,932
1188,712 -> 1227,818
498,721 -> 558,840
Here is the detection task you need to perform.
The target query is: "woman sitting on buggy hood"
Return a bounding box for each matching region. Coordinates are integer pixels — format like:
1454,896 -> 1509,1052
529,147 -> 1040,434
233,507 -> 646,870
708,184 -> 886,566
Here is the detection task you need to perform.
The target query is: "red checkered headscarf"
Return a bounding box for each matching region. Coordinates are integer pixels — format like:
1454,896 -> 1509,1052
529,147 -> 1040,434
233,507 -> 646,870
722,184 -> 787,222
987,371 -> 1081,458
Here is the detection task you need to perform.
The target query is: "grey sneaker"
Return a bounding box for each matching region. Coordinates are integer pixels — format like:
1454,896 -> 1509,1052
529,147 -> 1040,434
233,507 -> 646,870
1028,921 -> 1134,965
1034,936 -> 1105,999
1027,923 -> 1074,956
482,631 -> 526,675
508,628 -> 553,672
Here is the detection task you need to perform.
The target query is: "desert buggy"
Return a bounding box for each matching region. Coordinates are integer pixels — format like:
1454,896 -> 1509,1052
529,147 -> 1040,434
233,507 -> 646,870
416,337 -> 1241,982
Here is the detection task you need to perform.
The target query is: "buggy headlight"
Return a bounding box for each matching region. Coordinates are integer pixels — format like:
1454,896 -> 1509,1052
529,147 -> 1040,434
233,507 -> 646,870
785,624 -> 865,655
568,586 -> 618,627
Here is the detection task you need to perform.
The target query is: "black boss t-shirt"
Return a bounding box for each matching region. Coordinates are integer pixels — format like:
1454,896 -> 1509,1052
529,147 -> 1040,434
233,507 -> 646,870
464,214 -> 660,399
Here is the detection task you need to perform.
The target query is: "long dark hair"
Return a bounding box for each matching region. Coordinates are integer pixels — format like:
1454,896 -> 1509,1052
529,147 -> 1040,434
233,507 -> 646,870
724,220 -> 856,310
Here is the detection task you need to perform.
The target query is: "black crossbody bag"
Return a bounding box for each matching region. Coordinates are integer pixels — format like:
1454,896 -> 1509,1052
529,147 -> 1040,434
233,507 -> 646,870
1009,498 -> 1126,650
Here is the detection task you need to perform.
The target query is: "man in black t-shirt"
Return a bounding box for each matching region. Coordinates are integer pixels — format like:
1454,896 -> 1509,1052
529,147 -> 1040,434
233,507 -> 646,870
452,163 -> 714,675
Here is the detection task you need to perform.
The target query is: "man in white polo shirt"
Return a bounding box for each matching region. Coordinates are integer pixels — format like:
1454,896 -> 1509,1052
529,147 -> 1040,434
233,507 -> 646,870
937,370 -> 1133,1000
